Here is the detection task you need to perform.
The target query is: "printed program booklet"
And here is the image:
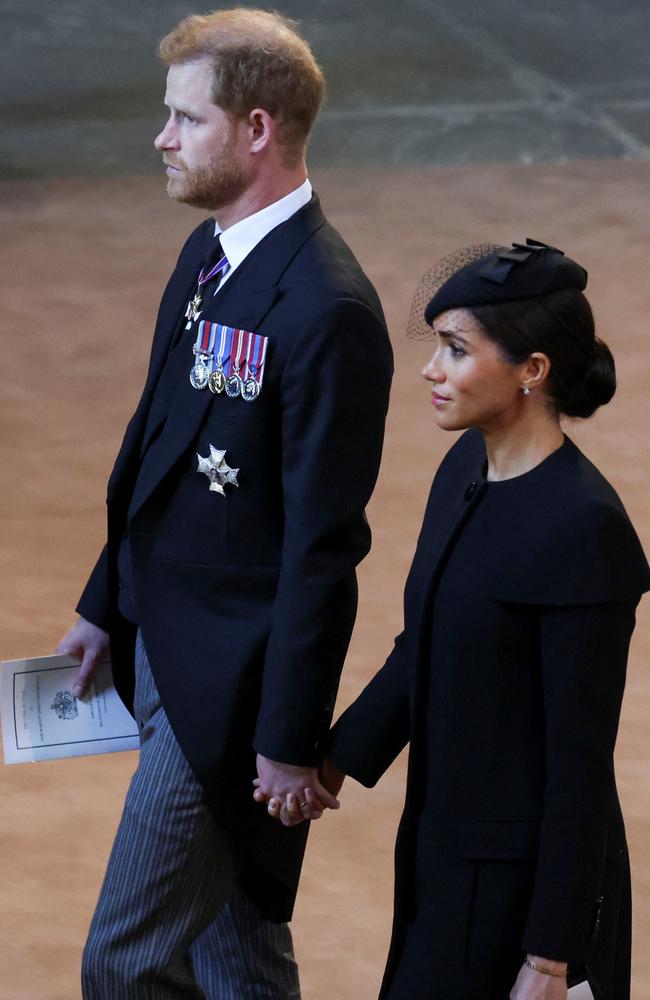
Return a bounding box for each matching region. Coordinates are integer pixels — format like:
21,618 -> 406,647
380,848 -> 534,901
1,654 -> 139,764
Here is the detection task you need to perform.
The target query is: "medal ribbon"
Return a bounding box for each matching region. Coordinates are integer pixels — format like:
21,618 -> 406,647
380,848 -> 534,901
194,323 -> 268,393
254,335 -> 269,389
246,333 -> 267,388
211,325 -> 233,375
198,253 -> 229,286
184,245 -> 230,331
194,320 -> 217,359
231,329 -> 249,375
243,332 -> 254,381
242,331 -> 253,375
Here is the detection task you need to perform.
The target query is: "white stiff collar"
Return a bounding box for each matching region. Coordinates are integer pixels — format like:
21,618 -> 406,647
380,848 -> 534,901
214,179 -> 312,282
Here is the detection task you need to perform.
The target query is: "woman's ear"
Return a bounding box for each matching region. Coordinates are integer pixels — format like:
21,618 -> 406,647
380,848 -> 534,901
520,352 -> 551,393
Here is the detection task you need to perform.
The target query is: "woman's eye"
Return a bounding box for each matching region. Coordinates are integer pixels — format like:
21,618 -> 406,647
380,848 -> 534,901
450,344 -> 466,359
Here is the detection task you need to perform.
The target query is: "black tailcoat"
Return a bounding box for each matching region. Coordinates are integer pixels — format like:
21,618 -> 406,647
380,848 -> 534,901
329,429 -> 649,999
77,196 -> 393,920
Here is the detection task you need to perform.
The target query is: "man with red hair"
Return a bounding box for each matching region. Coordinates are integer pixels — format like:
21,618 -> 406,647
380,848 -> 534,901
57,8 -> 392,998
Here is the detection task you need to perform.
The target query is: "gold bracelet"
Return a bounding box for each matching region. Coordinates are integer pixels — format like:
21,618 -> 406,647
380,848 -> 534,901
526,959 -> 567,978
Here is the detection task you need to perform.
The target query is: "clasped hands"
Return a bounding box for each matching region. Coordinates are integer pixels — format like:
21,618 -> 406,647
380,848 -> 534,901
253,754 -> 345,826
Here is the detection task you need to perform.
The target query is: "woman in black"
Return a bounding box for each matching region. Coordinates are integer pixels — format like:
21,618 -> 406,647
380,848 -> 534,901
314,241 -> 649,999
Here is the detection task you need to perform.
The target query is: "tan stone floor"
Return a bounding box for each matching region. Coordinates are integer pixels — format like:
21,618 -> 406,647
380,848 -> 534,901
1,162 -> 648,999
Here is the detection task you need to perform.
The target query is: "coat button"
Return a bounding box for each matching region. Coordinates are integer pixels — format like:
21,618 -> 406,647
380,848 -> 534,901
464,481 -> 480,501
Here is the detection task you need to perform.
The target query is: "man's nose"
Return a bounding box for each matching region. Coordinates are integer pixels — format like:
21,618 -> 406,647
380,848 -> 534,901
154,120 -> 178,151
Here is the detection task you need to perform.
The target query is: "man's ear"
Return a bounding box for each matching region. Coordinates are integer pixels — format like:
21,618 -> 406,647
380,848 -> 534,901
246,108 -> 273,154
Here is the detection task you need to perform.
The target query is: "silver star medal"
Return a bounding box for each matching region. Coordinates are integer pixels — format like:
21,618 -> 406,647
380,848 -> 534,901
197,445 -> 239,496
185,291 -> 203,329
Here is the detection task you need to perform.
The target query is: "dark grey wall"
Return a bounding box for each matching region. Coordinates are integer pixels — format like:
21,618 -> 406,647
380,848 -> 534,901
2,0 -> 649,178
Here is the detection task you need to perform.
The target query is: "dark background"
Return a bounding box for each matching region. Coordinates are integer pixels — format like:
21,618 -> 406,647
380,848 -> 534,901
2,0 -> 649,178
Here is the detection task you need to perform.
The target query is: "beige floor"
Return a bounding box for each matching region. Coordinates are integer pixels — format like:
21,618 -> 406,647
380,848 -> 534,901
1,162 -> 648,999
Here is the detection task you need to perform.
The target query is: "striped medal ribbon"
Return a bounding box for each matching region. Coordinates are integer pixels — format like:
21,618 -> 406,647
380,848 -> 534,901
226,330 -> 251,398
242,333 -> 268,401
190,321 -> 217,389
208,325 -> 233,395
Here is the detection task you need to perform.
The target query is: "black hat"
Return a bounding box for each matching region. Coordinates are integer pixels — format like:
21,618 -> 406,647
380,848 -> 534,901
424,238 -> 588,326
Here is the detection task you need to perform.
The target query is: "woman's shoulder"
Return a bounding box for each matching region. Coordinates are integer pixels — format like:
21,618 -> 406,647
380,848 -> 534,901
538,438 -> 642,547
557,436 -> 628,506
494,439 -> 650,606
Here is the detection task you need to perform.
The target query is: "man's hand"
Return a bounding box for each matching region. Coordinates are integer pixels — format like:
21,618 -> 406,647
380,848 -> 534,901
276,789 -> 324,827
56,617 -> 110,698
509,958 -> 568,999
253,754 -> 340,825
253,755 -> 347,828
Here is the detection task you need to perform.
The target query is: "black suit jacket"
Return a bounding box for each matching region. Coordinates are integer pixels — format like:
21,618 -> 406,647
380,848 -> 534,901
329,429 -> 649,998
77,196 -> 393,920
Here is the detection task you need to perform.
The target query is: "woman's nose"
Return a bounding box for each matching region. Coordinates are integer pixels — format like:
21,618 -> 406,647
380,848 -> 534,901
422,352 -> 444,383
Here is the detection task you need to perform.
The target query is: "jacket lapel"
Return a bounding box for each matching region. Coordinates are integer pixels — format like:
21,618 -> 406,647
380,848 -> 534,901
400,437 -> 486,754
127,197 -> 326,522
406,433 -> 487,653
106,224 -> 212,510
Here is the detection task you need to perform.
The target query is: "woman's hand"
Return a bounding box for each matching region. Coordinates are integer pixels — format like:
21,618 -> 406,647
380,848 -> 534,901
275,758 -> 346,826
320,756 -> 345,797
252,756 -> 347,827
509,958 -> 568,999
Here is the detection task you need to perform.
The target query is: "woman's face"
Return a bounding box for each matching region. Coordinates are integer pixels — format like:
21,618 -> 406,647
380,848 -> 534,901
422,308 -> 528,432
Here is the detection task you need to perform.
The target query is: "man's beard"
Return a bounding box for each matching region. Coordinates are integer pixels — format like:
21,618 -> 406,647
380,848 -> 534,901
166,131 -> 251,211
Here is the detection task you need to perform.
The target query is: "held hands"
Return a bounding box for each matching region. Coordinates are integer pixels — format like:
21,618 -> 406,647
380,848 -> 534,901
253,754 -> 345,827
509,958 -> 568,1000
56,616 -> 110,697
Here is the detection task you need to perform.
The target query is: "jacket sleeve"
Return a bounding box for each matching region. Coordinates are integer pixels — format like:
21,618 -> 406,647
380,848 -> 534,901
522,599 -> 637,963
253,297 -> 393,765
326,630 -> 411,786
75,545 -> 111,631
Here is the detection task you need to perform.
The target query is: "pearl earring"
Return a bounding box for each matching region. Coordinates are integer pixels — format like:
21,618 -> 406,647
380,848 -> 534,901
522,386 -> 531,396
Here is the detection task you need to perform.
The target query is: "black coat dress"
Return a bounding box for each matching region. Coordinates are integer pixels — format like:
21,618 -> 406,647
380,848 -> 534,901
329,429 -> 649,1000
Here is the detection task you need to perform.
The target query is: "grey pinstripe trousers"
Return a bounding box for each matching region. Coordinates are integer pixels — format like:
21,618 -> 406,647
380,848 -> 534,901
81,632 -> 301,999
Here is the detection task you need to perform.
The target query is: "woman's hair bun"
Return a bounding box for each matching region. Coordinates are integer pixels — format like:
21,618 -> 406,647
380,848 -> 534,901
560,337 -> 616,419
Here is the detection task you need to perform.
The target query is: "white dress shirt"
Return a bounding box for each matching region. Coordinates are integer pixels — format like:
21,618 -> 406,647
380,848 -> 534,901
213,179 -> 312,289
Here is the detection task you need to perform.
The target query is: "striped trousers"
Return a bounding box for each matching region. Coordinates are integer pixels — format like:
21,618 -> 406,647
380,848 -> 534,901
82,632 -> 301,999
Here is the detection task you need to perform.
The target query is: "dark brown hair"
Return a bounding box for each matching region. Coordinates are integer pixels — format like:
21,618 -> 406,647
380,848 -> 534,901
470,289 -> 616,418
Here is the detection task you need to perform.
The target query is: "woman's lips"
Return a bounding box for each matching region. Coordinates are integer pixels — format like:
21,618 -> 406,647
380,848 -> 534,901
431,392 -> 451,406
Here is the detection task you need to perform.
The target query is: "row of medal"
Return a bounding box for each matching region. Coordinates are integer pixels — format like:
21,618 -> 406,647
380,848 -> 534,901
190,321 -> 268,401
